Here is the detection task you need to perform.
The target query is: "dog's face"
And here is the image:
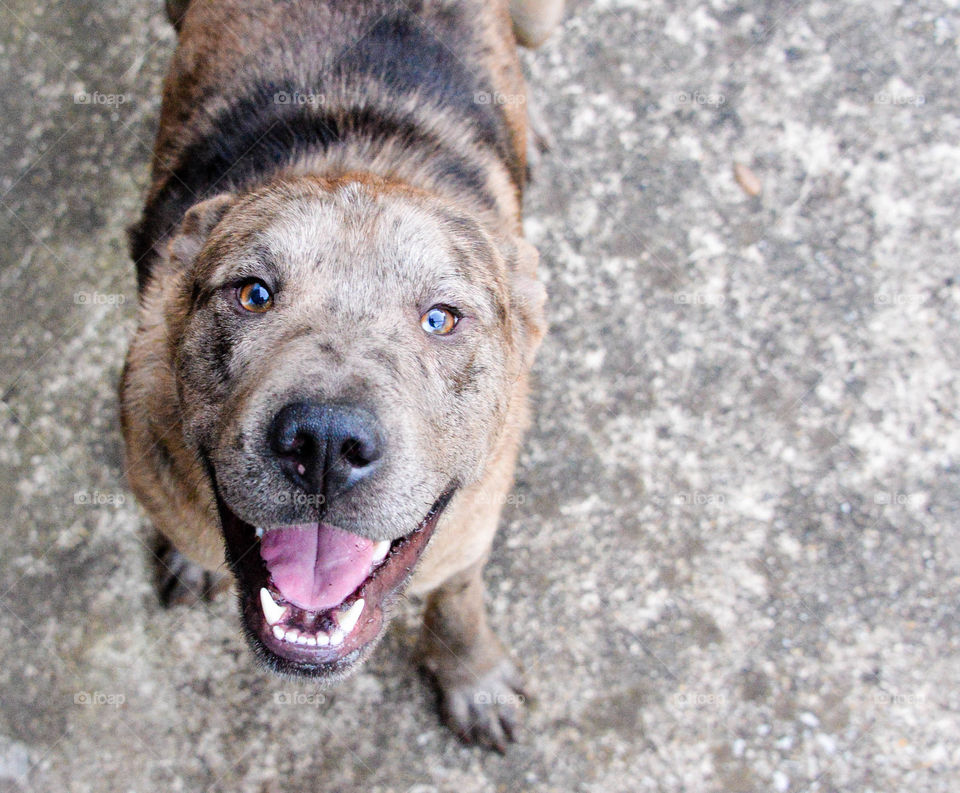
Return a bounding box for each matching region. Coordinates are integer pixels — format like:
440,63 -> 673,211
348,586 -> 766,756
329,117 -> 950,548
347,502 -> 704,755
156,176 -> 544,677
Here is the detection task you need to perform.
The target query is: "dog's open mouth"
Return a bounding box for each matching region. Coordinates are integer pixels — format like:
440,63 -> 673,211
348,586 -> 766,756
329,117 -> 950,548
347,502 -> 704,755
213,485 -> 455,677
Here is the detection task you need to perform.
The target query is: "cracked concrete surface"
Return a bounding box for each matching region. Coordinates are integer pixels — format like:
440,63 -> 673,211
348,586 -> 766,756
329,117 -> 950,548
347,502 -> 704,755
1,0 -> 959,791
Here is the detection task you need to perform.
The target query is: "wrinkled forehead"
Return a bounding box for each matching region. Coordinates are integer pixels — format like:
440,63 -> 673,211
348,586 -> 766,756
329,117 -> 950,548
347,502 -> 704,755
268,191 -> 441,275
205,184 -> 505,313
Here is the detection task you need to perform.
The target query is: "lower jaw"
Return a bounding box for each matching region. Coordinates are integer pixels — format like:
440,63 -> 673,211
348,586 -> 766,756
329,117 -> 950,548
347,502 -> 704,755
217,488 -> 456,678
242,592 -> 386,679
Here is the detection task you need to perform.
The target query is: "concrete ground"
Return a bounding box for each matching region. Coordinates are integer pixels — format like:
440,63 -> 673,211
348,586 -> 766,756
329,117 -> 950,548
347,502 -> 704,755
1,0 -> 958,790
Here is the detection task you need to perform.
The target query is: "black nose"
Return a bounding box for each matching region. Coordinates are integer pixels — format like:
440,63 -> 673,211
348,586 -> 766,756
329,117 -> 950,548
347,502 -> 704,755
268,402 -> 384,498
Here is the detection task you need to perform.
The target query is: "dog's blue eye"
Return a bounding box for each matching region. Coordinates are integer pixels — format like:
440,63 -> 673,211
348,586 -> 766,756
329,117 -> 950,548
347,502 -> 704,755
420,306 -> 458,335
238,280 -> 273,313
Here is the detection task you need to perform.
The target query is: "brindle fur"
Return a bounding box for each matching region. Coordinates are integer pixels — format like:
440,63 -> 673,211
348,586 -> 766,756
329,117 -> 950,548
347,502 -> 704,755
121,0 -> 562,748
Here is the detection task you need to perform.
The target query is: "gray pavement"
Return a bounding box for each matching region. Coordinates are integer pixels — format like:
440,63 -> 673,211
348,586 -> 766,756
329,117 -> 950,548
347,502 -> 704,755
1,0 -> 958,791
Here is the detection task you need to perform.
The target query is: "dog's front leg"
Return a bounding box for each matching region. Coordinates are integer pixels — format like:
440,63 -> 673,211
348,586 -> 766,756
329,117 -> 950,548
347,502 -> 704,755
418,560 -> 527,751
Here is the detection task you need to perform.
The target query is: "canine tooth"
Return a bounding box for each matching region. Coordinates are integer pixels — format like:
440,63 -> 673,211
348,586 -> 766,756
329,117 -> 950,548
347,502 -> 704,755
272,625 -> 285,640
336,599 -> 364,635
255,526 -> 264,539
372,540 -> 391,563
260,587 -> 287,625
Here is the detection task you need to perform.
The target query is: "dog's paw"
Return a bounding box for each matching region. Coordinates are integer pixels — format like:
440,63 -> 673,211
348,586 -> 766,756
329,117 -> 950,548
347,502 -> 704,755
435,659 -> 528,752
156,541 -> 229,607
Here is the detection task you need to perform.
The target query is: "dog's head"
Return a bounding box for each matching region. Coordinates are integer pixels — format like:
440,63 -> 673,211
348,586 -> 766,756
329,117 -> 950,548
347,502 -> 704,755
146,175 -> 544,677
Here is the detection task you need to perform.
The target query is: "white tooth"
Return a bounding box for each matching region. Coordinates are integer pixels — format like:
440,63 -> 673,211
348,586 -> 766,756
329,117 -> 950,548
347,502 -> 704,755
336,599 -> 364,635
272,625 -> 285,640
329,629 -> 345,646
306,636 -> 317,647
295,634 -> 310,645
255,526 -> 264,539
371,540 -> 391,564
284,628 -> 299,643
315,631 -> 330,647
260,587 -> 287,626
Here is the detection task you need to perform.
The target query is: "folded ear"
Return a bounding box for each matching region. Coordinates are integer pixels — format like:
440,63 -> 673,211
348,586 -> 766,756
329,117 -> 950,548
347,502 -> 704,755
169,193 -> 238,267
505,236 -> 547,367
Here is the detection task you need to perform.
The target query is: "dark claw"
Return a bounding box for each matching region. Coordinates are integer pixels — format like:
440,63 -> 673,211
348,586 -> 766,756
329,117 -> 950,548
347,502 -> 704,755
155,538 -> 228,607
435,659 -> 527,752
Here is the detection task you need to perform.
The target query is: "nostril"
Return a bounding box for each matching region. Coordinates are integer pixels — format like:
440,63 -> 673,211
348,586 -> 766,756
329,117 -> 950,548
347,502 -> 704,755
293,432 -> 313,458
340,437 -> 378,469
276,430 -> 311,460
340,439 -> 363,468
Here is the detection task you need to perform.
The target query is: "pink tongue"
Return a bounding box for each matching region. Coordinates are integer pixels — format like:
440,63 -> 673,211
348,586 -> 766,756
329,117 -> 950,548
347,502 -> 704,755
259,524 -> 374,611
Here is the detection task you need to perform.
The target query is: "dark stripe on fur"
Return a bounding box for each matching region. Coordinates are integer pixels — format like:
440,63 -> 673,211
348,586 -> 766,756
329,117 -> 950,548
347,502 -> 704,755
335,8 -> 522,182
131,7 -> 524,292
131,99 -> 506,291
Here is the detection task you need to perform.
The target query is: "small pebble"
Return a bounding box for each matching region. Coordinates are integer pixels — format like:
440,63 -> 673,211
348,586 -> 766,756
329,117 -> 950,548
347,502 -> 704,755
734,162 -> 763,196
799,711 -> 820,728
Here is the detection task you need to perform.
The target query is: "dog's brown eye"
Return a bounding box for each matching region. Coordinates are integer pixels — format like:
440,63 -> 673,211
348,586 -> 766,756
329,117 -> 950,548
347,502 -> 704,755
420,306 -> 458,335
237,280 -> 273,313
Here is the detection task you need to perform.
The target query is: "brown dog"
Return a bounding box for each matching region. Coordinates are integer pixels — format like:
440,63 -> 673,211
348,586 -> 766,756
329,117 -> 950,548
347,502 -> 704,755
121,0 -> 561,750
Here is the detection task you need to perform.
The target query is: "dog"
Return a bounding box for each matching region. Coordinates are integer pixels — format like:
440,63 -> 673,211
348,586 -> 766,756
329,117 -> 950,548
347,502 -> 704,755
121,0 -> 561,750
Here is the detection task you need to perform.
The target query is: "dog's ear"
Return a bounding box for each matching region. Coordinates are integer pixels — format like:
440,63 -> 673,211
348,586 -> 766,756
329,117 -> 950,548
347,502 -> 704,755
169,193 -> 238,267
504,236 -> 547,367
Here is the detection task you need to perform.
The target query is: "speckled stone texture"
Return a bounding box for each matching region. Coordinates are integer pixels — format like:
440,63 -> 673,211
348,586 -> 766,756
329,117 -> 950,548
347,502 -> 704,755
1,0 -> 958,791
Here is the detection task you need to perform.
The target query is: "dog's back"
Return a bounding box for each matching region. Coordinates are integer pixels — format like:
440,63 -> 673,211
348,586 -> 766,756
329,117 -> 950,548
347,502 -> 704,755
131,0 -> 529,291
